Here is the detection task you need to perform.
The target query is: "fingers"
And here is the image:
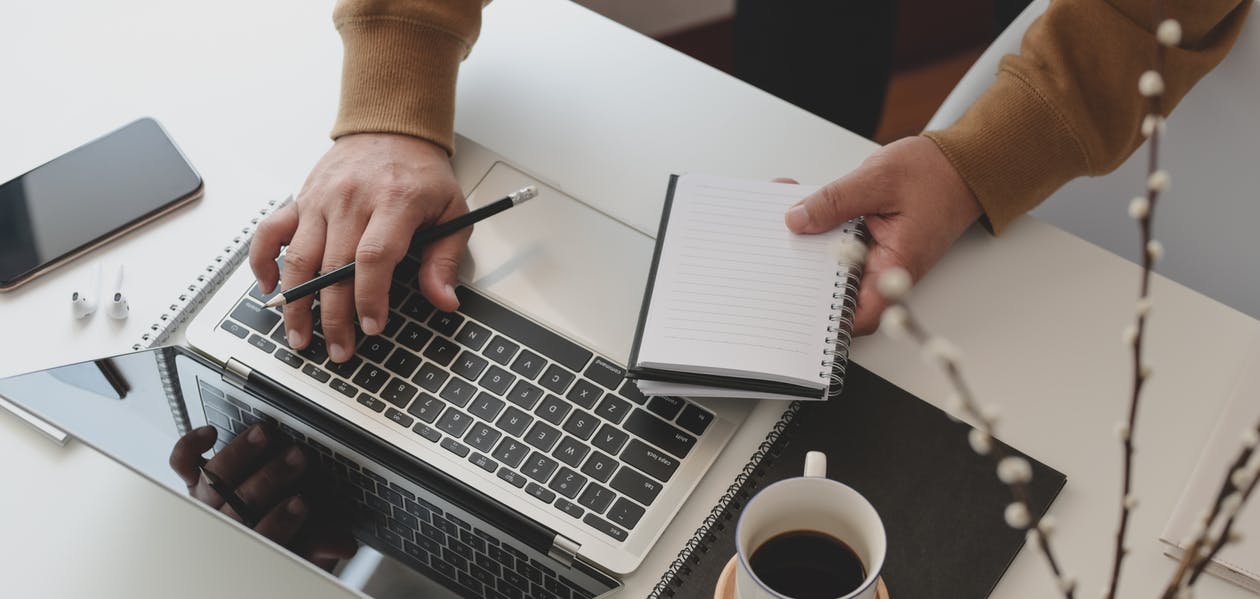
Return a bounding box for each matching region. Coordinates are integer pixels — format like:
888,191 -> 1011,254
194,424 -> 270,508
419,195 -> 471,312
850,276 -> 890,336
280,218 -> 328,351
253,496 -> 309,546
785,171 -> 886,235
222,445 -> 308,524
355,209 -> 414,335
170,425 -> 218,489
318,213 -> 370,362
250,203 -> 299,294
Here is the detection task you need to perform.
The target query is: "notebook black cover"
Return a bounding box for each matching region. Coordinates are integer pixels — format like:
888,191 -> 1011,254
650,362 -> 1066,598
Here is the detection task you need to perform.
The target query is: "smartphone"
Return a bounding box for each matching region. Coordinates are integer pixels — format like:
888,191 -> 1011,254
0,117 -> 203,290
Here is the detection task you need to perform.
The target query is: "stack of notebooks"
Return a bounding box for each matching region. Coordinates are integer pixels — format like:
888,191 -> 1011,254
629,174 -> 865,401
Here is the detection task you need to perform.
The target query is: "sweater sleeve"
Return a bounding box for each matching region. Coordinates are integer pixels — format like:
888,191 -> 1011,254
330,0 -> 488,155
923,0 -> 1251,234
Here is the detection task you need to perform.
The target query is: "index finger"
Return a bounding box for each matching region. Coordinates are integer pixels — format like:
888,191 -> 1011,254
354,208 -> 413,335
169,425 -> 218,489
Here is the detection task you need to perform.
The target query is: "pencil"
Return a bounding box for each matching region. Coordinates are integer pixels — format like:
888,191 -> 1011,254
265,185 -> 538,308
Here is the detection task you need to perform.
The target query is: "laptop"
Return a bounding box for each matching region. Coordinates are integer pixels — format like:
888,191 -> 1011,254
0,138 -> 753,598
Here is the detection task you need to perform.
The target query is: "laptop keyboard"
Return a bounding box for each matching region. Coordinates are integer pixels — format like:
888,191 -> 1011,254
218,268 -> 715,544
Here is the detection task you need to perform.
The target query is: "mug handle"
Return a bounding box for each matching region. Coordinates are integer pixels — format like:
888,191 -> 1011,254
804,451 -> 826,478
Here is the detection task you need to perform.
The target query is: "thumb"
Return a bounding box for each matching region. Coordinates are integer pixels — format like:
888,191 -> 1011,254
785,173 -> 884,234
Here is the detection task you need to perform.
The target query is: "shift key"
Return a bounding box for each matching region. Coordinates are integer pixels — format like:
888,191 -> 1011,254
623,410 -> 695,458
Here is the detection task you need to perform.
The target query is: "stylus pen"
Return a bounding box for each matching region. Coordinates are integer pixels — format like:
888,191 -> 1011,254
197,461 -> 260,527
265,186 -> 539,308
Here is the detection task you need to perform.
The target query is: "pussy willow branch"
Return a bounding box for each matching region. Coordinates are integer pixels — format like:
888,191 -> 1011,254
890,307 -> 1075,599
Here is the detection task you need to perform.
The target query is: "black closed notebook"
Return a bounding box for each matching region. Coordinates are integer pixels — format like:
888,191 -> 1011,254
648,363 -> 1066,598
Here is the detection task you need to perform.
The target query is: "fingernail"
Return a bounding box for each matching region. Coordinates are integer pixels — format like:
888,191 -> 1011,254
361,317 -> 380,336
195,425 -> 216,439
287,329 -> 304,348
288,496 -> 306,516
329,343 -> 348,362
248,425 -> 266,445
286,446 -> 305,467
786,205 -> 810,231
444,284 -> 457,303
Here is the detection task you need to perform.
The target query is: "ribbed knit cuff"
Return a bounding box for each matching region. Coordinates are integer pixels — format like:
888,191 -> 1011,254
923,69 -> 1091,235
331,18 -> 467,155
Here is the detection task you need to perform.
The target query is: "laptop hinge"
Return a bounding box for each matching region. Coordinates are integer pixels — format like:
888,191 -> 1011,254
223,358 -> 252,391
548,534 -> 581,567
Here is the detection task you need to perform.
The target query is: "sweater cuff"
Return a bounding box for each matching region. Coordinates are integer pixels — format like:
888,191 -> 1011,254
331,18 -> 468,155
923,68 -> 1091,235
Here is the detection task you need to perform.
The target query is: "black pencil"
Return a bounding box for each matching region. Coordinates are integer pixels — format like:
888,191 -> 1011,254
265,185 -> 538,308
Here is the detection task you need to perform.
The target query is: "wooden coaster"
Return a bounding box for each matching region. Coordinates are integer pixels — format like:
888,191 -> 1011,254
713,554 -> 889,599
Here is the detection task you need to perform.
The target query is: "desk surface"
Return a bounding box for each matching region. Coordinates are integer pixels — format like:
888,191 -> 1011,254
1,1 -> 1255,598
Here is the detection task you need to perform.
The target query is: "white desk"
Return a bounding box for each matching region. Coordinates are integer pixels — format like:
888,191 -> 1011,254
1,1 -> 1255,597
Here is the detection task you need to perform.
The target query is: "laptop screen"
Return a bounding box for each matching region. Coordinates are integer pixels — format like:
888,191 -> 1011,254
0,347 -> 619,598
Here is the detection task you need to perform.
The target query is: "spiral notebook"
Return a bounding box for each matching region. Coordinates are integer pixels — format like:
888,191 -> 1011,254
628,174 -> 864,401
648,363 -> 1067,598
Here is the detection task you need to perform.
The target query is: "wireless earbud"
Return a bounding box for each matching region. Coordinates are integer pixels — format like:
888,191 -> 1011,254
106,265 -> 129,320
71,264 -> 102,319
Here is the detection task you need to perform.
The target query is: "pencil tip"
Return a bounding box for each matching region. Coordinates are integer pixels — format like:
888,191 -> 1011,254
264,294 -> 285,308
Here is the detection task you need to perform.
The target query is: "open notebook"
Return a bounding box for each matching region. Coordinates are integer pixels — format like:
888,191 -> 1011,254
628,174 -> 864,401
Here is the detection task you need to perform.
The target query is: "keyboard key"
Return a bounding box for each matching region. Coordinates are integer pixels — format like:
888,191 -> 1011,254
611,466 -> 663,506
231,300 -> 280,335
618,380 -> 647,405
594,394 -> 631,424
221,320 -> 249,339
389,282 -> 410,307
357,393 -> 387,413
465,423 -> 501,453
565,379 -> 604,409
452,351 -> 490,382
524,421 -> 562,452
607,498 -> 646,530
353,365 -> 389,393
584,357 -> 626,390
624,409 -> 696,458
360,337 -> 395,363
274,348 -> 302,368
440,437 -> 470,458
468,452 -> 498,473
506,381 -> 544,410
437,409 -> 474,437
592,424 -> 629,455
510,349 -> 546,380
248,334 -> 277,354
413,423 -> 442,442
580,451 -> 618,483
535,395 -> 571,425
396,322 -> 434,352
647,396 -> 684,420
497,467 -> 528,488
525,482 -> 556,504
381,378 -> 419,408
439,378 -> 477,407
423,337 -> 460,366
469,392 -> 506,422
401,293 -> 435,321
407,393 -> 445,423
484,336 -> 520,366
522,452 -> 559,483
412,362 -> 449,392
582,514 -> 628,542
326,355 -> 362,378
492,438 -> 530,468
385,408 -> 415,428
562,410 -> 599,441
384,349 -> 423,378
455,287 -> 593,371
540,365 -> 575,395
621,439 -> 680,482
329,378 -> 356,398
555,499 -> 584,519
298,336 -> 329,364
428,311 -> 464,337
496,407 -> 533,437
384,311 -> 406,337
676,403 -> 715,436
552,436 -> 590,468
479,366 -> 515,396
547,468 -> 587,499
454,321 -> 492,351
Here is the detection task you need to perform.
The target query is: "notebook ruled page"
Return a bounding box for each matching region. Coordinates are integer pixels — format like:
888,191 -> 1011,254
638,174 -> 851,388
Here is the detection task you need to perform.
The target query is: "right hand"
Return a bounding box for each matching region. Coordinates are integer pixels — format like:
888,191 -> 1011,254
250,133 -> 469,362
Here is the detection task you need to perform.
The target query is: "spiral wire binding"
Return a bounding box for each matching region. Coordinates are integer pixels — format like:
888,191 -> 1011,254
648,219 -> 867,597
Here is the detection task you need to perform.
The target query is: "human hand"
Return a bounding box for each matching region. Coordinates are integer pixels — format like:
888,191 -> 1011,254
250,133 -> 469,362
169,424 -> 357,569
783,136 -> 982,335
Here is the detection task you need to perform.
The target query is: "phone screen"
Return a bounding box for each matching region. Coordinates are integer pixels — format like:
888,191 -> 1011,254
0,118 -> 202,287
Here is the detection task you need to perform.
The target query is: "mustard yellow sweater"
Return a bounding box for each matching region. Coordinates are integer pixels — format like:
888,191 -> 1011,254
330,0 -> 1251,233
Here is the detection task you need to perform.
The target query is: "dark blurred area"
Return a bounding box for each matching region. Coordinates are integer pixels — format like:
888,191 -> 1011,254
656,0 -> 1033,144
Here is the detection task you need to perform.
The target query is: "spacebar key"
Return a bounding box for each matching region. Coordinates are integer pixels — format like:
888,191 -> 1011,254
454,286 -> 593,372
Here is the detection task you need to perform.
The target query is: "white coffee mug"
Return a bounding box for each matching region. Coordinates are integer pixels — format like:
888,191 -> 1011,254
734,451 -> 886,599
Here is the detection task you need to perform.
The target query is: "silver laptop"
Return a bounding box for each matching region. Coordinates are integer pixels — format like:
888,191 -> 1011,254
1,138 -> 752,598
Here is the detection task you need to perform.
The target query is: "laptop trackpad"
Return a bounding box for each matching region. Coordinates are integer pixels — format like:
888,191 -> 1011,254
460,162 -> 655,363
